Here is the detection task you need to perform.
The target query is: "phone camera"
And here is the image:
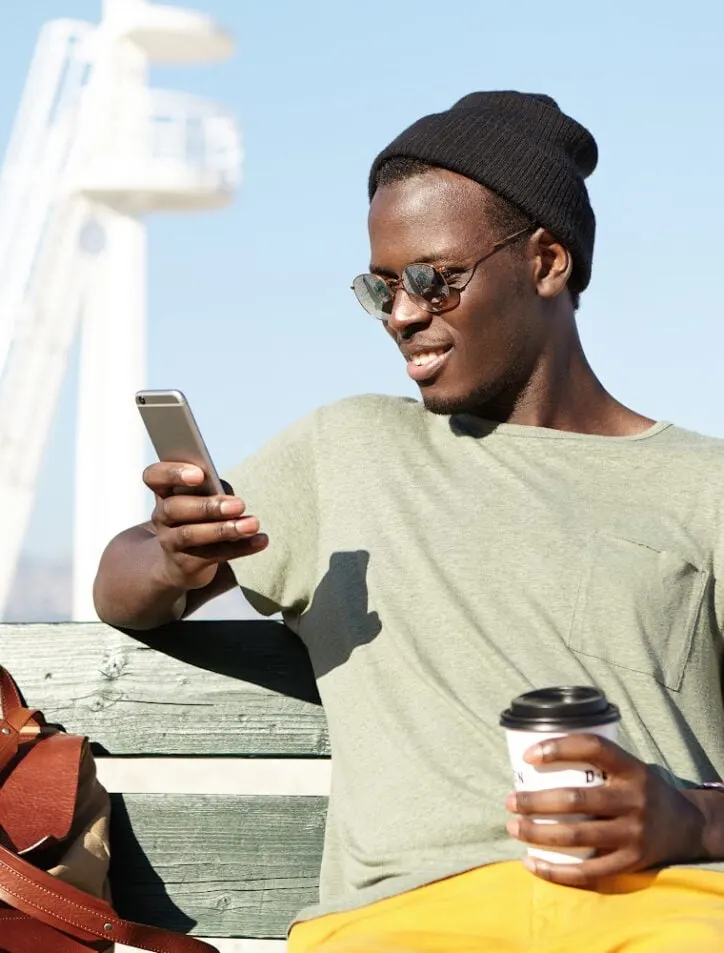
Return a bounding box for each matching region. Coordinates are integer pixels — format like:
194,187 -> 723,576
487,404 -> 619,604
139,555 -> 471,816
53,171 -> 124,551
137,395 -> 146,405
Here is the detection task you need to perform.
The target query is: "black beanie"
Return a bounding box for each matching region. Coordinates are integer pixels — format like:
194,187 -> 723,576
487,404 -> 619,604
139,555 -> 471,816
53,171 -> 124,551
368,91 -> 598,291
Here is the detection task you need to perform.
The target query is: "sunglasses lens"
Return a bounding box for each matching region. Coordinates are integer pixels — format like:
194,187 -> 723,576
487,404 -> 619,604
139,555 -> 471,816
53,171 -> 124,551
352,274 -> 394,319
403,264 -> 451,311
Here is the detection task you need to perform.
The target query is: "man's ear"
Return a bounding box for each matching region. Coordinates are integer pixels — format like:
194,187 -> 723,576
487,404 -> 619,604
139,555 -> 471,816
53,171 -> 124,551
531,228 -> 573,300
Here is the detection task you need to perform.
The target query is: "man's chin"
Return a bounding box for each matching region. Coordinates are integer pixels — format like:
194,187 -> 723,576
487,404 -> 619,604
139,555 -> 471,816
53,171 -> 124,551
419,381 -> 502,418
420,389 -> 474,417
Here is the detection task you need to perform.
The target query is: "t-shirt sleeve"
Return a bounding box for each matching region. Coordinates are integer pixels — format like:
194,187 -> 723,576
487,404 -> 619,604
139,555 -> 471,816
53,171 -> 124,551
222,411 -> 319,621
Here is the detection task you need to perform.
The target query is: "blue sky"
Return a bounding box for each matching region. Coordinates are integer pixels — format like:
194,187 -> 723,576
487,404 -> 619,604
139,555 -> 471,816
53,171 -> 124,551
1,0 -> 723,560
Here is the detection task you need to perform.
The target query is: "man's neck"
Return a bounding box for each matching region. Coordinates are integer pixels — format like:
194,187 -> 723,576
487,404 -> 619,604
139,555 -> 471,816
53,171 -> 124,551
481,326 -> 656,437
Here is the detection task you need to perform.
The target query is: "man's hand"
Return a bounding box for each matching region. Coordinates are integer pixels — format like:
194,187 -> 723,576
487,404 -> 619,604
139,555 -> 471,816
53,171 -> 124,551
505,733 -> 706,887
144,462 -> 268,592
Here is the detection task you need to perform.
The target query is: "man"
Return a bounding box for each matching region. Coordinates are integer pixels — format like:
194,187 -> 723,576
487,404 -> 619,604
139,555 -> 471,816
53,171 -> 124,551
94,92 -> 724,952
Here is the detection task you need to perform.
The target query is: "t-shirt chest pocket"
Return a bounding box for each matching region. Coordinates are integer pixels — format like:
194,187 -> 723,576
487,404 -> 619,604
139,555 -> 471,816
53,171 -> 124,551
568,533 -> 711,691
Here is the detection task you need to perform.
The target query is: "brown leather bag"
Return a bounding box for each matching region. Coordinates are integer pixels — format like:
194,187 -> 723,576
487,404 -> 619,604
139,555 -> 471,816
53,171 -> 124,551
0,665 -> 220,953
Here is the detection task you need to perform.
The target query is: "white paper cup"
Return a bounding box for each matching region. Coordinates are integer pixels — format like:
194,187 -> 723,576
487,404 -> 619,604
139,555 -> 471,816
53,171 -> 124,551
500,686 -> 621,865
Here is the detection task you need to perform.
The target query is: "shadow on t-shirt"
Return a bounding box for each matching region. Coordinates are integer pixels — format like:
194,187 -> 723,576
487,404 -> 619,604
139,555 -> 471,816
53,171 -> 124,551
292,549 -> 382,679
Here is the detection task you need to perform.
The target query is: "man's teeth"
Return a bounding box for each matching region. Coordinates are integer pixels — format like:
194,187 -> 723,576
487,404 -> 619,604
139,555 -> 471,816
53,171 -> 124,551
411,350 -> 446,366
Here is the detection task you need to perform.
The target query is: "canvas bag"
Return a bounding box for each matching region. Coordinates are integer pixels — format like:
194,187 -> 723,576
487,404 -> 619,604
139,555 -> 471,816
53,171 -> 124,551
0,664 -> 220,953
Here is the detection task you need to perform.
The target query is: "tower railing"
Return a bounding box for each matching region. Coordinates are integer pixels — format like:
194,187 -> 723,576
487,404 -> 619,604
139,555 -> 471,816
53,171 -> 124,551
76,88 -> 242,205
146,89 -> 241,187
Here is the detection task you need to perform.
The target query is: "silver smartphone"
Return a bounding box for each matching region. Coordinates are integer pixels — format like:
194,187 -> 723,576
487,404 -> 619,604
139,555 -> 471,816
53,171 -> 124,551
135,389 -> 225,496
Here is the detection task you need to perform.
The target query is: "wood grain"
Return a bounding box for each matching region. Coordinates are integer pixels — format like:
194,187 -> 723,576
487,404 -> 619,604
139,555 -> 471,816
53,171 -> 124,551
0,622 -> 329,756
110,794 -> 326,938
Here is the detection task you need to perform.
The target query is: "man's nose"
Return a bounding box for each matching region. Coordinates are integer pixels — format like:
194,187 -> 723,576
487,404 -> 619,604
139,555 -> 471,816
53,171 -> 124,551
385,288 -> 431,338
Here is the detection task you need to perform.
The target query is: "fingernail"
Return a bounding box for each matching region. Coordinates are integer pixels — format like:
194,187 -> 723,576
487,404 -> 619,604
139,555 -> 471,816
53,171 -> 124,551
506,793 -> 518,812
506,819 -> 520,838
219,500 -> 238,515
526,743 -> 544,762
522,856 -> 538,874
180,467 -> 201,481
250,534 -> 268,549
527,741 -> 556,763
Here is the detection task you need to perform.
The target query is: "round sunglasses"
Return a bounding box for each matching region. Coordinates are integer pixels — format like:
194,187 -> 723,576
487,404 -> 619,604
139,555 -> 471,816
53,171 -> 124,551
351,225 -> 536,320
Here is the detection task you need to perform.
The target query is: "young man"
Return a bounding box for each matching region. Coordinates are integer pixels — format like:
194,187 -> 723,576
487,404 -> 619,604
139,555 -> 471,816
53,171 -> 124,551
94,92 -> 724,952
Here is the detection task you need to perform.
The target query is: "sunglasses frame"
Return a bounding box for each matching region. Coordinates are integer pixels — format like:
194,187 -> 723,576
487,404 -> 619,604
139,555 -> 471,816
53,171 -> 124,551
351,224 -> 537,320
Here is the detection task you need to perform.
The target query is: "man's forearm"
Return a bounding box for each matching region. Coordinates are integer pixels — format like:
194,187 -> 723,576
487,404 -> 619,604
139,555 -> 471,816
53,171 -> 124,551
93,525 -> 188,630
681,787 -> 724,863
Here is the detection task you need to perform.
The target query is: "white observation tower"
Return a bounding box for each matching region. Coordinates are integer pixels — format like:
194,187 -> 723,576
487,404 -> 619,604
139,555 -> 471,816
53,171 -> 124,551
0,0 -> 241,621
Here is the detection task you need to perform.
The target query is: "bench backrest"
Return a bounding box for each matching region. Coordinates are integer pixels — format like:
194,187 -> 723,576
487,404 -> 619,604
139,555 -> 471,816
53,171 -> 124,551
0,621 -> 329,952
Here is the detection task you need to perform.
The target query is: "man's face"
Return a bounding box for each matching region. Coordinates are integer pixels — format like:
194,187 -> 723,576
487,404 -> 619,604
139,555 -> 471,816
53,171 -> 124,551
367,168 -> 546,418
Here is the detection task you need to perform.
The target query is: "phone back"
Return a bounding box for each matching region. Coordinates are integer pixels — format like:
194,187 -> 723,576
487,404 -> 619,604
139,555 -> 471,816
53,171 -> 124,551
136,389 -> 224,495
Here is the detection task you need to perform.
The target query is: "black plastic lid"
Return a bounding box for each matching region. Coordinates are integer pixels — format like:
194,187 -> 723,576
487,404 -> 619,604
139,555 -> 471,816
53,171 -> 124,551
499,686 -> 620,732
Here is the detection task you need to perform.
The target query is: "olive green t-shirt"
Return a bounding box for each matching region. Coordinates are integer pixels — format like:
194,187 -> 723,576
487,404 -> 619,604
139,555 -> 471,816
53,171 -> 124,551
225,394 -> 724,921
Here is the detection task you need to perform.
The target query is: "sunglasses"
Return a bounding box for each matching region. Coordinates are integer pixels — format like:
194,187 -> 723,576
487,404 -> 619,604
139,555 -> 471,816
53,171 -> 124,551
351,225 -> 536,321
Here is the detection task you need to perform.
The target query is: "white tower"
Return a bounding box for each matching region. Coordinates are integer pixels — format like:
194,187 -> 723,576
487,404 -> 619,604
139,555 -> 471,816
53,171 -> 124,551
0,0 -> 241,621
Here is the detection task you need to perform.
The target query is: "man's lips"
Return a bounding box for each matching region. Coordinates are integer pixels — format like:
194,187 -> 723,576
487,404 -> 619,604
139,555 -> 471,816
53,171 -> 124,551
401,344 -> 453,384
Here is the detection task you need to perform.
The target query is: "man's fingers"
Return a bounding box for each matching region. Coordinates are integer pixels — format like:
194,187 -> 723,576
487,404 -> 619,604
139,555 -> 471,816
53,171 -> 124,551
522,847 -> 641,888
510,783 -> 643,818
509,816 -> 634,853
168,517 -> 263,551
525,733 -> 639,775
157,493 -> 246,525
143,462 -> 206,497
181,535 -> 269,562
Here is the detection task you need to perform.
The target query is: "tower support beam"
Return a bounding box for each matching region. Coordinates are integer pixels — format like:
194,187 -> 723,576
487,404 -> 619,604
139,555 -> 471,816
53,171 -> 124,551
0,0 -> 241,622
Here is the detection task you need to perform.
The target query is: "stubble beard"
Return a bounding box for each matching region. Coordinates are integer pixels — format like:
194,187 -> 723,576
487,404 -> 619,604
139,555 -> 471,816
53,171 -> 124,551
420,350 -> 531,420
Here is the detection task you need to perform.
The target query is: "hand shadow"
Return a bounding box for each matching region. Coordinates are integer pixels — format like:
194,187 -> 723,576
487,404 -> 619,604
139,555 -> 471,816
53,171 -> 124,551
293,550 -> 382,680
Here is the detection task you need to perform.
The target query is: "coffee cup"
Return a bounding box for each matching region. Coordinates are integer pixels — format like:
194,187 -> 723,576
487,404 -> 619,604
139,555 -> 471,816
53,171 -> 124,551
500,685 -> 621,865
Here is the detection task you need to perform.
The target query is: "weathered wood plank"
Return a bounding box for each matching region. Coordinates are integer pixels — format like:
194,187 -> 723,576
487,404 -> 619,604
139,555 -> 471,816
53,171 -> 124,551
110,794 -> 326,939
0,622 -> 329,756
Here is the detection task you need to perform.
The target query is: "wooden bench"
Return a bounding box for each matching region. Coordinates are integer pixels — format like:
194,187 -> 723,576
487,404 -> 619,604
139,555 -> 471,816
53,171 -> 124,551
0,620 -> 330,952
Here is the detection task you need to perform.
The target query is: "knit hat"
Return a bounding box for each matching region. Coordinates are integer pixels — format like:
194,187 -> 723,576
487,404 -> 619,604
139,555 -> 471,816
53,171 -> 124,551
368,91 -> 598,291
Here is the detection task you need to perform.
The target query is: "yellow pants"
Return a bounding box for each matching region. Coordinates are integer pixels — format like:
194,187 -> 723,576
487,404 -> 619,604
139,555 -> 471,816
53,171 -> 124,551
289,861 -> 724,952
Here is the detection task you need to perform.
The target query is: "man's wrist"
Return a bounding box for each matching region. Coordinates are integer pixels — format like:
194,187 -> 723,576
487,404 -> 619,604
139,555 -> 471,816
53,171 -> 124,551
680,786 -> 724,863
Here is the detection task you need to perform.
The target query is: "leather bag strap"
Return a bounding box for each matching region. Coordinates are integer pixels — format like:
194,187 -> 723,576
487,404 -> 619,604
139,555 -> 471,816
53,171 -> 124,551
0,705 -> 48,777
0,843 -> 220,953
0,667 -> 24,717
0,666 -> 47,775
